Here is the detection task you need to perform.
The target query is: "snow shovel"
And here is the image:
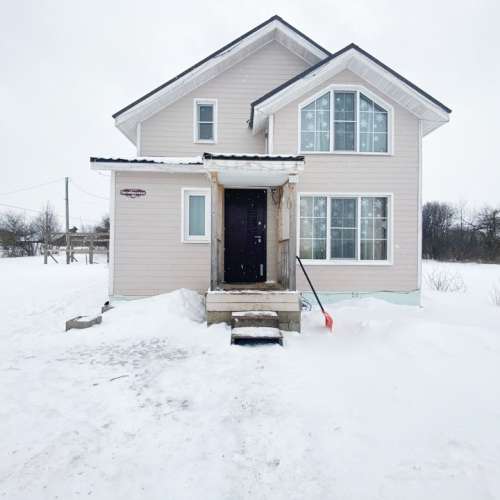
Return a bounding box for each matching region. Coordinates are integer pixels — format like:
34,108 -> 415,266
296,256 -> 334,332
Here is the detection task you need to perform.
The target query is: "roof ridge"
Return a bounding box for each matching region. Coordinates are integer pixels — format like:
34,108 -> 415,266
112,15 -> 330,119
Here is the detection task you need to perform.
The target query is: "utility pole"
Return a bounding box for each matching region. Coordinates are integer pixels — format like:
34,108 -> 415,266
65,177 -> 70,264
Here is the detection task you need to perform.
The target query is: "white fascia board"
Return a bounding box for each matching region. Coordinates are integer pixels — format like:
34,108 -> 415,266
253,49 -> 450,135
204,159 -> 304,173
90,161 -> 205,173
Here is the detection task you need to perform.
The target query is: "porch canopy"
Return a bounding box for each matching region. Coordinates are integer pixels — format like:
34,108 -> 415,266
203,153 -> 304,292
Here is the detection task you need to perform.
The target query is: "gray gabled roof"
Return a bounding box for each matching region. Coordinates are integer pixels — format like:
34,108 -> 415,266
250,42 -> 451,127
112,15 -> 330,120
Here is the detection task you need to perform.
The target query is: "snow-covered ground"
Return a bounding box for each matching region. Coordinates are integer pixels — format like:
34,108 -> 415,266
1,257 -> 500,499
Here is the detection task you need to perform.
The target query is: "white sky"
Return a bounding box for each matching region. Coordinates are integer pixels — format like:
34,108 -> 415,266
1,0 -> 499,226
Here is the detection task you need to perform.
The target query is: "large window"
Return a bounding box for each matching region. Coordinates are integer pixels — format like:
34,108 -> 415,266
194,99 -> 217,143
182,188 -> 210,242
300,88 -> 390,154
299,195 -> 390,262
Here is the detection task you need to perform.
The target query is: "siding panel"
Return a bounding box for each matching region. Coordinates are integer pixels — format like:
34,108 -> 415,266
141,41 -> 309,156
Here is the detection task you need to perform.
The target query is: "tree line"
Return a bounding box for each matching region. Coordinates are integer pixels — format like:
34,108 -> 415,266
0,205 -> 109,257
423,202 -> 500,262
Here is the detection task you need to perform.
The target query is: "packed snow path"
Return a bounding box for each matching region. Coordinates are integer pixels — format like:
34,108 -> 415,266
1,257 -> 500,499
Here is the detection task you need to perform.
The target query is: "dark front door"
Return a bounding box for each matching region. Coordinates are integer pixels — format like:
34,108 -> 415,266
224,189 -> 267,283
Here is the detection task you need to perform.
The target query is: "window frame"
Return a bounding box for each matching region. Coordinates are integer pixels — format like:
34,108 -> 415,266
193,98 -> 218,144
297,192 -> 394,266
181,187 -> 211,243
297,85 -> 394,155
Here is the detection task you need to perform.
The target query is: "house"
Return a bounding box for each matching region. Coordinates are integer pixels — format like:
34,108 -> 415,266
90,15 -> 451,332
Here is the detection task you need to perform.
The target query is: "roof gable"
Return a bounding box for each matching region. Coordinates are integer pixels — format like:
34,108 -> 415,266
113,15 -> 330,143
251,43 -> 451,136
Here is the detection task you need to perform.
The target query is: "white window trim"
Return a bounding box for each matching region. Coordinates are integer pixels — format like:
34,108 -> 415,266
193,98 -> 218,144
297,84 -> 394,156
297,192 -> 394,266
181,187 -> 211,243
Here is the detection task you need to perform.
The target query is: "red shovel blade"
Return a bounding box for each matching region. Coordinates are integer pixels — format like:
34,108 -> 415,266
323,311 -> 334,332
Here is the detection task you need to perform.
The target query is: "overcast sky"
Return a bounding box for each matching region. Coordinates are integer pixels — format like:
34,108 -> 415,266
1,0 -> 499,226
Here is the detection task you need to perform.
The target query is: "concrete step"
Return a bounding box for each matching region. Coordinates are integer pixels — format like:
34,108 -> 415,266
231,327 -> 283,346
231,310 -> 279,329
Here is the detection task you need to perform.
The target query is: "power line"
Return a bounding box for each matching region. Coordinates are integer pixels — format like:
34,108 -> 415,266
0,202 -> 101,225
0,178 -> 63,196
70,180 -> 109,201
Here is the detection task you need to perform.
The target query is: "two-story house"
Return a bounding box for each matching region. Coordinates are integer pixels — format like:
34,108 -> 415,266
90,15 -> 451,332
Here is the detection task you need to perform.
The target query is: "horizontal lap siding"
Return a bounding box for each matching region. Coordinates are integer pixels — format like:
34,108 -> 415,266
141,41 -> 309,156
274,69 -> 420,293
114,171 -> 210,296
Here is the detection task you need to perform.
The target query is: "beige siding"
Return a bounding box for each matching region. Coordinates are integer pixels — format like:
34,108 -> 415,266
113,171 -> 210,296
141,41 -> 309,156
273,69 -> 420,293
114,174 -> 281,296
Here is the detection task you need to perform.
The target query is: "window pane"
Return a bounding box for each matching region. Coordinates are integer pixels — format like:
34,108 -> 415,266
374,112 -> 387,132
334,121 -> 355,151
331,199 -> 342,219
374,240 -> 387,260
301,109 -> 315,132
300,93 -> 330,152
316,93 -> 330,110
360,133 -> 372,152
360,94 -> 373,112
300,218 -> 313,238
313,218 -> 327,239
198,104 -> 213,122
317,131 -> 330,151
331,237 -> 341,258
373,133 -> 388,152
374,219 -> 387,239
301,132 -> 315,151
360,112 -> 373,133
361,218 -> 373,239
300,197 -> 313,217
359,94 -> 388,152
313,197 -> 327,217
361,197 -> 374,217
361,240 -> 374,260
316,110 -> 330,131
300,239 -> 312,259
360,197 -> 388,261
343,239 -> 355,258
199,122 -> 213,140
313,239 -> 326,259
373,197 -> 387,217
188,195 -> 205,236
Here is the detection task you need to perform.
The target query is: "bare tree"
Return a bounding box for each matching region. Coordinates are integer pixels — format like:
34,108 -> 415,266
0,211 -> 37,257
32,204 -> 60,243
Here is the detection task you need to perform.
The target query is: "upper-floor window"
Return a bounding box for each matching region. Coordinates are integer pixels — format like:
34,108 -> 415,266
194,99 -> 217,143
299,87 -> 391,154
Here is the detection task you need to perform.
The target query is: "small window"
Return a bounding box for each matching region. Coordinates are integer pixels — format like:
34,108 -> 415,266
359,94 -> 388,153
182,189 -> 210,242
330,198 -> 357,258
360,197 -> 388,260
194,99 -> 217,143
